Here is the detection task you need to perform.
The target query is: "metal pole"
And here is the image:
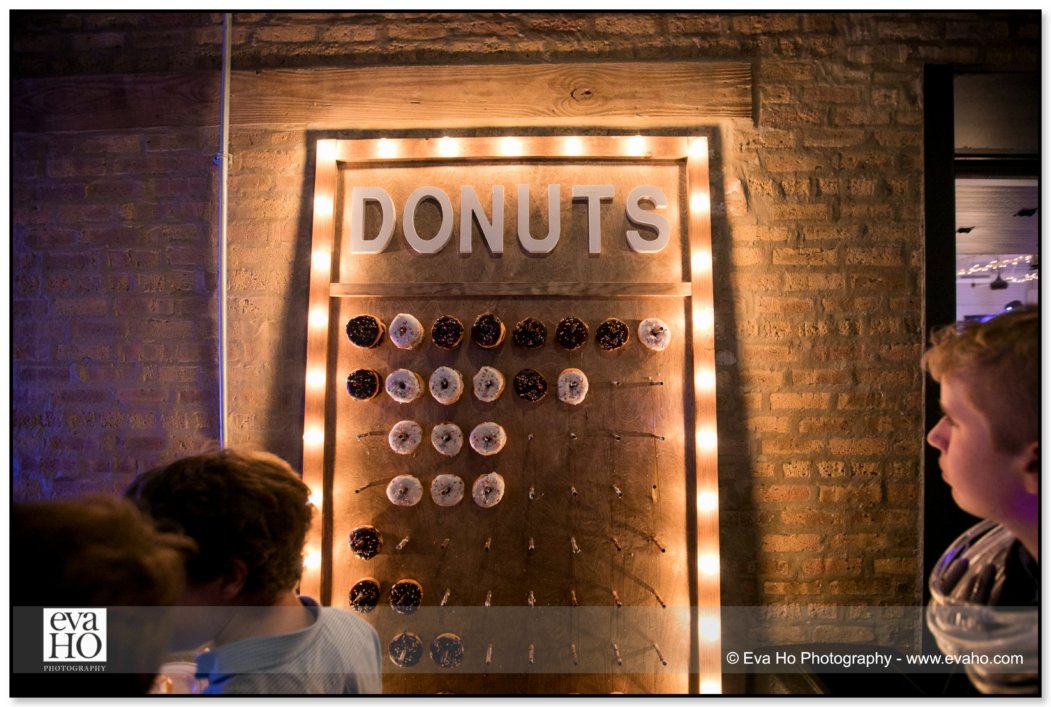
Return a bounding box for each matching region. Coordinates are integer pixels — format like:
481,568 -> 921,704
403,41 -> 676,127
216,12 -> 232,447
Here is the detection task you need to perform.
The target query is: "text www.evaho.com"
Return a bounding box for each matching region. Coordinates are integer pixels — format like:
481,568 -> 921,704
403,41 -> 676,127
904,653 -> 1025,667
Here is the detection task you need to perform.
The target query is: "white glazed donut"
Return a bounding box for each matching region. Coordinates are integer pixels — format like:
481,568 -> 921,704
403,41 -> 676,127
430,474 -> 465,507
431,422 -> 464,457
557,368 -> 590,405
388,420 -> 423,454
385,369 -> 423,403
429,367 -> 464,405
472,472 -> 505,509
386,475 -> 424,507
472,366 -> 505,403
637,318 -> 672,352
389,313 -> 424,350
469,422 -> 507,456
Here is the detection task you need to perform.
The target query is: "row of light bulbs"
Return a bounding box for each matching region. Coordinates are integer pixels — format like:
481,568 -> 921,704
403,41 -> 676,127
318,134 -> 710,162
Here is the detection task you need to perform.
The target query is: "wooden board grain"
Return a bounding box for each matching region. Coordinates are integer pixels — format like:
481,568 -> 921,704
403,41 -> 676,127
230,62 -> 752,129
11,73 -> 220,133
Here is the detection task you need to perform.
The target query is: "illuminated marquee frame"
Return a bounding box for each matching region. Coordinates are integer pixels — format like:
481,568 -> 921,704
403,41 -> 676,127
301,135 -> 720,693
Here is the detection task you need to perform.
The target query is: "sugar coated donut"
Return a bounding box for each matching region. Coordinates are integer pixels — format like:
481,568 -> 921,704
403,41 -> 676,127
386,475 -> 424,507
638,318 -> 672,352
349,578 -> 381,613
596,318 -> 629,351
430,633 -> 465,669
512,318 -> 547,349
389,579 -> 423,615
513,368 -> 548,402
429,366 -> 464,405
385,369 -> 423,403
555,317 -> 589,351
469,422 -> 507,456
389,313 -> 424,350
349,526 -> 382,560
346,315 -> 385,348
346,369 -> 381,401
388,420 -> 423,455
472,472 -> 506,508
431,474 -> 465,507
471,312 -> 506,349
431,422 -> 464,457
389,632 -> 424,668
431,315 -> 464,350
557,368 -> 589,405
473,366 -> 505,402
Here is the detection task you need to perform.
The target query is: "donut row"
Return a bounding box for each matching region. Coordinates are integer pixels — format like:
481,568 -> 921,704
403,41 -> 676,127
383,473 -> 506,509
389,420 -> 506,457
348,577 -> 423,616
384,630 -> 464,669
346,313 -> 672,353
347,366 -> 590,405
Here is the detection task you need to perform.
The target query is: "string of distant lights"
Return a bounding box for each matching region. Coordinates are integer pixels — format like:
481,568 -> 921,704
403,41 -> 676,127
957,255 -> 1038,283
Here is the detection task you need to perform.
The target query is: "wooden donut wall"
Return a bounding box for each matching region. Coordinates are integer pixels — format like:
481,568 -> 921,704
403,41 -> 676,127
302,137 -> 719,694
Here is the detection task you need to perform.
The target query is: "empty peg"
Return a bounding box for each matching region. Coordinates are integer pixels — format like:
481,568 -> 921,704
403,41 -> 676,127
612,589 -> 623,608
484,536 -> 492,552
611,484 -> 623,498
484,590 -> 492,608
527,590 -> 536,607
653,642 -> 667,666
440,537 -> 451,551
651,535 -> 667,553
528,644 -> 535,664
485,643 -> 493,665
571,643 -> 579,665
613,642 -> 623,666
571,536 -> 581,554
528,537 -> 535,553
570,590 -> 578,607
396,536 -> 410,551
654,590 -> 667,609
610,536 -> 622,552
528,486 -> 537,500
570,485 -> 579,497
440,588 -> 451,607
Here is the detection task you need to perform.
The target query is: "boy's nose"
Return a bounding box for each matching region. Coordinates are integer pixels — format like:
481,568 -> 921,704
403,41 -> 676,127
927,418 -> 947,451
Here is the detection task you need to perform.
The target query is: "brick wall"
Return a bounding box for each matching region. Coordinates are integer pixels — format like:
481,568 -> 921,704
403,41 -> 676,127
11,11 -> 1039,650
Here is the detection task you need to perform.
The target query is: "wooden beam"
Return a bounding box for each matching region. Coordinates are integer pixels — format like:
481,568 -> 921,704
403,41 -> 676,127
12,73 -> 220,133
230,62 -> 752,129
12,61 -> 751,134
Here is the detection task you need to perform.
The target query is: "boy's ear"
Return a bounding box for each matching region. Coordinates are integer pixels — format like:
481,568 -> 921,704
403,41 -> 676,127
219,558 -> 249,601
1021,441 -> 1039,495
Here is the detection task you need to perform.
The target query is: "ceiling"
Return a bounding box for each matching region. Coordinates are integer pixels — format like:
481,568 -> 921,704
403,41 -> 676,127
955,178 -> 1039,257
953,73 -> 1039,284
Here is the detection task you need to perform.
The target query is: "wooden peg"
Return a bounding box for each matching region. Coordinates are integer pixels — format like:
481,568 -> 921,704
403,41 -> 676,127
653,642 -> 667,666
613,642 -> 623,666
396,536 -> 410,551
611,589 -> 622,608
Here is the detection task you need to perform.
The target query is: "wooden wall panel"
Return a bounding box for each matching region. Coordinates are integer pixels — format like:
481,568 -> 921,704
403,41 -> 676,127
302,136 -> 717,694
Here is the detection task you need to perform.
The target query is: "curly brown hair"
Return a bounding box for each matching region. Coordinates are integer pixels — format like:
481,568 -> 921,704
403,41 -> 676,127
922,306 -> 1040,453
126,448 -> 313,604
12,495 -> 195,695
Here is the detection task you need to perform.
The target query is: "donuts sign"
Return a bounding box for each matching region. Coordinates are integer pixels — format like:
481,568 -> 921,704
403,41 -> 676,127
348,184 -> 670,256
